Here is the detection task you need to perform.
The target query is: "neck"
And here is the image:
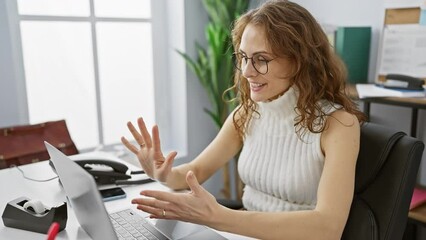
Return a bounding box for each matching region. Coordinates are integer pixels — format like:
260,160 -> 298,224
267,87 -> 290,102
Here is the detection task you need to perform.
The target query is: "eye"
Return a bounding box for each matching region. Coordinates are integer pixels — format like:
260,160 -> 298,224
254,54 -> 269,62
241,55 -> 249,63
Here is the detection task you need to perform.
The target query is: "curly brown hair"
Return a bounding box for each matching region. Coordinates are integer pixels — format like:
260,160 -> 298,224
225,0 -> 366,139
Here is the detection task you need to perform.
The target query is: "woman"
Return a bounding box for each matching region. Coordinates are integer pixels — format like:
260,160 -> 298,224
121,1 -> 365,239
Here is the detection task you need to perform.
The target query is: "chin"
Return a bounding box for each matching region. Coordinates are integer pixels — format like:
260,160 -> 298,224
250,92 -> 267,103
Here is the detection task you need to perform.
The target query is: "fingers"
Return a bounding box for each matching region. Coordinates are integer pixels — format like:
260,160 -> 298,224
163,151 -> 177,171
132,196 -> 175,219
152,125 -> 161,152
134,204 -> 174,219
165,151 -> 178,161
137,118 -> 153,148
124,118 -> 156,151
186,171 -> 202,195
127,121 -> 145,146
139,190 -> 177,203
132,197 -> 170,210
121,136 -> 138,154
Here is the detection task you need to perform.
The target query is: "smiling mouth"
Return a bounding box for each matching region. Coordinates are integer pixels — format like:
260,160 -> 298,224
250,82 -> 266,88
250,82 -> 266,92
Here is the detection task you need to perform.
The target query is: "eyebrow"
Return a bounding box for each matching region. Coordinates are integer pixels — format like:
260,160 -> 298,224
239,49 -> 272,56
239,49 -> 273,57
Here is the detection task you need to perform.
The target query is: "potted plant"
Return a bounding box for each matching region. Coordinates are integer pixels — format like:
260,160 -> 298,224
178,0 -> 249,199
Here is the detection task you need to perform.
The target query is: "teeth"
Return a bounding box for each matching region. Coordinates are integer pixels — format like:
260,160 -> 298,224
251,83 -> 265,87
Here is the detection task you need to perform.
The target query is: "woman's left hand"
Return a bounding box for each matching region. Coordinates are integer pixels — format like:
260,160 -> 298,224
131,171 -> 222,226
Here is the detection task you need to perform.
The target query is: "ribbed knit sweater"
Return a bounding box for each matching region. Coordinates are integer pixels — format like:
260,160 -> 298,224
238,87 -> 339,212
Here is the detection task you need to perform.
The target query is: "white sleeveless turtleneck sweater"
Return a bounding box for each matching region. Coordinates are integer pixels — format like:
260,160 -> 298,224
238,87 -> 339,212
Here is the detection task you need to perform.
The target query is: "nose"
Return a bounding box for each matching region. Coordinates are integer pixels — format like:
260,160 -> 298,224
241,59 -> 259,78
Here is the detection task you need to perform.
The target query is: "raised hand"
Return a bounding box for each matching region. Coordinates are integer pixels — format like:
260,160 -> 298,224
121,117 -> 177,182
131,171 -> 222,226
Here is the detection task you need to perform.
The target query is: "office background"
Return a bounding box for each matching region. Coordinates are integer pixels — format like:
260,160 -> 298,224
1,0 -> 425,198
290,0 -> 426,189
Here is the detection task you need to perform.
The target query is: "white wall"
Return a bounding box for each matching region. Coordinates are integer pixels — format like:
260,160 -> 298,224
292,0 -> 384,81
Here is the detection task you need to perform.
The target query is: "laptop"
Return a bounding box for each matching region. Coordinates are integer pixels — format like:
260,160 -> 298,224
45,141 -> 227,240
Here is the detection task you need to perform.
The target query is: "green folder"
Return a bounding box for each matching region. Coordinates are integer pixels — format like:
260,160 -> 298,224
335,27 -> 371,84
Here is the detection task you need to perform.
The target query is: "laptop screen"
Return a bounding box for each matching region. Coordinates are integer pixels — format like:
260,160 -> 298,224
45,142 -> 118,240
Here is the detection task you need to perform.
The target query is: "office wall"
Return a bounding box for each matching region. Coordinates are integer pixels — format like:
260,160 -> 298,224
292,0 -> 384,82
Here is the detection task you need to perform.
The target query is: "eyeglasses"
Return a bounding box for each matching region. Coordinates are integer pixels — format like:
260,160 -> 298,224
232,52 -> 275,75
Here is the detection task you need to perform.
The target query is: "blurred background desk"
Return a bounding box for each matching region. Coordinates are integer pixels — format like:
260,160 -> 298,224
347,84 -> 426,137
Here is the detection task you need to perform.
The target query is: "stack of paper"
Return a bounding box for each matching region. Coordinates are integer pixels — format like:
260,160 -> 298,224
356,84 -> 426,99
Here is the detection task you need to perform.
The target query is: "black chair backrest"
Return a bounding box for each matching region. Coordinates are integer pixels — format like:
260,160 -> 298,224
342,122 -> 424,240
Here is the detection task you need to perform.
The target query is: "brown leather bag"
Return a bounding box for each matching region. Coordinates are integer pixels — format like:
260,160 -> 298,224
0,120 -> 79,169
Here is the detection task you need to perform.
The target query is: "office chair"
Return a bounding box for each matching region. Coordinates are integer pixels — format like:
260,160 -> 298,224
342,122 -> 424,240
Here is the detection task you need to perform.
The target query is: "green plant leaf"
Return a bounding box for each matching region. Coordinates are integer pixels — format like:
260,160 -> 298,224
179,0 -> 249,128
176,50 -> 202,81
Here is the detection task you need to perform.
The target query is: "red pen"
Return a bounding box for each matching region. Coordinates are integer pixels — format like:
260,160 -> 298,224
46,222 -> 60,240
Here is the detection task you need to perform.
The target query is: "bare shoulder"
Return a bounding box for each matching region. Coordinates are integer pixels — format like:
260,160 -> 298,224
325,109 -> 360,133
222,106 -> 244,131
232,106 -> 244,121
317,110 -> 361,167
321,109 -> 361,153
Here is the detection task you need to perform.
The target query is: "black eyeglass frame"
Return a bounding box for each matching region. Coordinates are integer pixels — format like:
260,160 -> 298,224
232,52 -> 275,75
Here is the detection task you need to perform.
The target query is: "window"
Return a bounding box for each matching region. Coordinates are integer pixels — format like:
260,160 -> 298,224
10,0 -> 185,152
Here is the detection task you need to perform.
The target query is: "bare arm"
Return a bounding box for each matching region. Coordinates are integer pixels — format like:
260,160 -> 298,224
164,113 -> 243,190
209,110 -> 360,240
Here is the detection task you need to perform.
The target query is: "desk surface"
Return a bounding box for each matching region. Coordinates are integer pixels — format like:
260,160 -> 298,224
346,84 -> 426,108
0,153 -> 251,240
409,204 -> 426,225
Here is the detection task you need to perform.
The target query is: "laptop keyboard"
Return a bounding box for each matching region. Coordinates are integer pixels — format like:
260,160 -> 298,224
110,209 -> 169,240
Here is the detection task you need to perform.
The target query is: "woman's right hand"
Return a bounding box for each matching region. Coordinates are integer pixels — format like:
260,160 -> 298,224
121,117 -> 177,183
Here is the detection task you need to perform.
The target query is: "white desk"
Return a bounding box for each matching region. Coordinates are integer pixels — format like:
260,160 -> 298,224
0,153 -> 251,240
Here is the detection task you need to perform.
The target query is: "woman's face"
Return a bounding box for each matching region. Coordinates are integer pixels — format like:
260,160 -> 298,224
239,23 -> 292,102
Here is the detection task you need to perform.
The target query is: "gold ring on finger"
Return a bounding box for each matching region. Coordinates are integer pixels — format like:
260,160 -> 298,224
162,209 -> 166,217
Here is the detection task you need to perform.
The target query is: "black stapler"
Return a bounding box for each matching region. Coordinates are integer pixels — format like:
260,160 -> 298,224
383,74 -> 424,91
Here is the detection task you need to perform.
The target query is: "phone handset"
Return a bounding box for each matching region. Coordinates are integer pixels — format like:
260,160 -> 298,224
73,159 -> 152,185
75,159 -> 128,174
73,159 -> 130,184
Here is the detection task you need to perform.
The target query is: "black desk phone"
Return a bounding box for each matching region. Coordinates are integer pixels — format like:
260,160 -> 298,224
383,74 -> 424,91
49,158 -> 154,185
75,159 -> 131,184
